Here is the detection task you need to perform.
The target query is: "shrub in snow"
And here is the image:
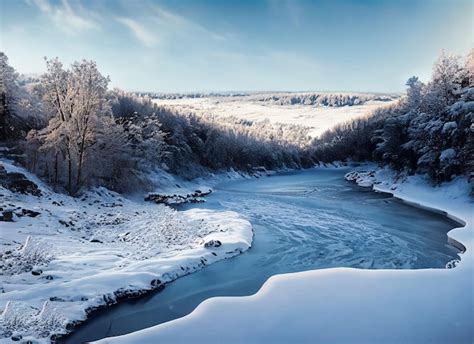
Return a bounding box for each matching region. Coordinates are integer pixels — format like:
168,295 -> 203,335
0,301 -> 68,339
0,301 -> 38,335
21,236 -> 53,267
37,301 -> 68,334
1,236 -> 54,275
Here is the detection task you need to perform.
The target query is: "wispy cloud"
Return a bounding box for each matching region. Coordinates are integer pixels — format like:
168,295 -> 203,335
116,17 -> 158,48
28,0 -> 99,34
152,5 -> 228,42
267,0 -> 304,27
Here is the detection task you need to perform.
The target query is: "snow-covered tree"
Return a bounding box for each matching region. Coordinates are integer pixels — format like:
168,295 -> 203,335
465,48 -> 474,87
1,53 -> 45,140
422,51 -> 465,114
405,76 -> 424,111
109,91 -> 313,177
27,58 -> 116,194
0,52 -> 19,139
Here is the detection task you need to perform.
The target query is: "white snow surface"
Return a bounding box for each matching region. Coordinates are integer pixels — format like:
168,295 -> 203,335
0,160 -> 253,343
154,96 -> 396,137
96,168 -> 473,344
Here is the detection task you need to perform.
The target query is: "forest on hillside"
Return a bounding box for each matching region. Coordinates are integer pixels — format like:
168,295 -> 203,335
1,49 -> 473,195
313,50 -> 473,185
1,53 -> 315,194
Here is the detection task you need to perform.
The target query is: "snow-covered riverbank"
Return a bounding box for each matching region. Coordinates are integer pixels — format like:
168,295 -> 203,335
0,160 -> 253,343
95,168 -> 473,344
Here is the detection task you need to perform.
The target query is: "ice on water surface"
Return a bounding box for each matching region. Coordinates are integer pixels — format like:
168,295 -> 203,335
63,168 -> 461,343
214,168 -> 459,270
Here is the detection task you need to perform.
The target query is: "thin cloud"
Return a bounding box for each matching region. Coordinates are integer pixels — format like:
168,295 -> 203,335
116,17 -> 158,48
267,0 -> 304,27
153,5 -> 228,42
28,0 -> 99,34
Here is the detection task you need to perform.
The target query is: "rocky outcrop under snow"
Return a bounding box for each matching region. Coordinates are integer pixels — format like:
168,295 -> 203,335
344,170 -> 377,188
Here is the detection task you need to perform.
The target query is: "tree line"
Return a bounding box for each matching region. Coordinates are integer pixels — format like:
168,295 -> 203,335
1,53 -> 314,195
1,49 -> 472,195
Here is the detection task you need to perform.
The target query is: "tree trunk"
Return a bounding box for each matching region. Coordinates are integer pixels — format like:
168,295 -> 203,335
75,121 -> 89,194
76,144 -> 85,194
54,153 -> 58,188
0,92 -> 9,140
67,148 -> 72,195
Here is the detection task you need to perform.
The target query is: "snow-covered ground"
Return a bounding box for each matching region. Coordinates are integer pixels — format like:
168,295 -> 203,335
94,168 -> 473,344
0,160 -> 253,343
154,96 -> 396,137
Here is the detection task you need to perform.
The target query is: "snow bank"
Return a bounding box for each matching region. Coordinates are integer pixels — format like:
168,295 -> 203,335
95,168 -> 473,344
0,160 -> 253,343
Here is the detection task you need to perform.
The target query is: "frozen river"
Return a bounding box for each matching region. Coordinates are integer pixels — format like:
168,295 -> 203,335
63,168 -> 460,343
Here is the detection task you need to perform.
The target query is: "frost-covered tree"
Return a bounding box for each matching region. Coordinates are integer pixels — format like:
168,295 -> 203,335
109,91 -> 313,177
465,48 -> 474,87
422,51 -> 465,114
69,60 -> 111,191
121,115 -> 167,169
0,52 -> 19,139
0,53 -> 42,139
27,59 -> 118,194
405,76 -> 424,111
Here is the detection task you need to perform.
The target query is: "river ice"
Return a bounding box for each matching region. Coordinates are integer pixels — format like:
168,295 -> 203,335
66,167 -> 460,343
212,168 -> 459,270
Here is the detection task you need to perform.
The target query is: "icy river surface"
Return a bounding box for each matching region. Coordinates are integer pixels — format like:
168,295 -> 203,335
64,168 -> 460,343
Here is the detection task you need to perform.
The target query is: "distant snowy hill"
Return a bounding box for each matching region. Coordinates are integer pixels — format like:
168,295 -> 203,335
153,92 -> 398,138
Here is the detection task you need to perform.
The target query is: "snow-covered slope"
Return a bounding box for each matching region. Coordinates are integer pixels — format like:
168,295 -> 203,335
94,168 -> 473,344
154,95 -> 397,137
0,160 -> 253,343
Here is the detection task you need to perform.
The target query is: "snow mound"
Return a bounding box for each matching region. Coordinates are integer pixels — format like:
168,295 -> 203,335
439,148 -> 456,162
344,170 -> 377,187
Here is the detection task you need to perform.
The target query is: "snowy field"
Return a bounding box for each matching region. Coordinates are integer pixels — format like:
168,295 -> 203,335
0,160 -> 253,342
94,169 -> 473,344
154,94 -> 397,137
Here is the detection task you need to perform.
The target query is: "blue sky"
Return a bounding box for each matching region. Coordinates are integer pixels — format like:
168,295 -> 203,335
1,0 -> 472,92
